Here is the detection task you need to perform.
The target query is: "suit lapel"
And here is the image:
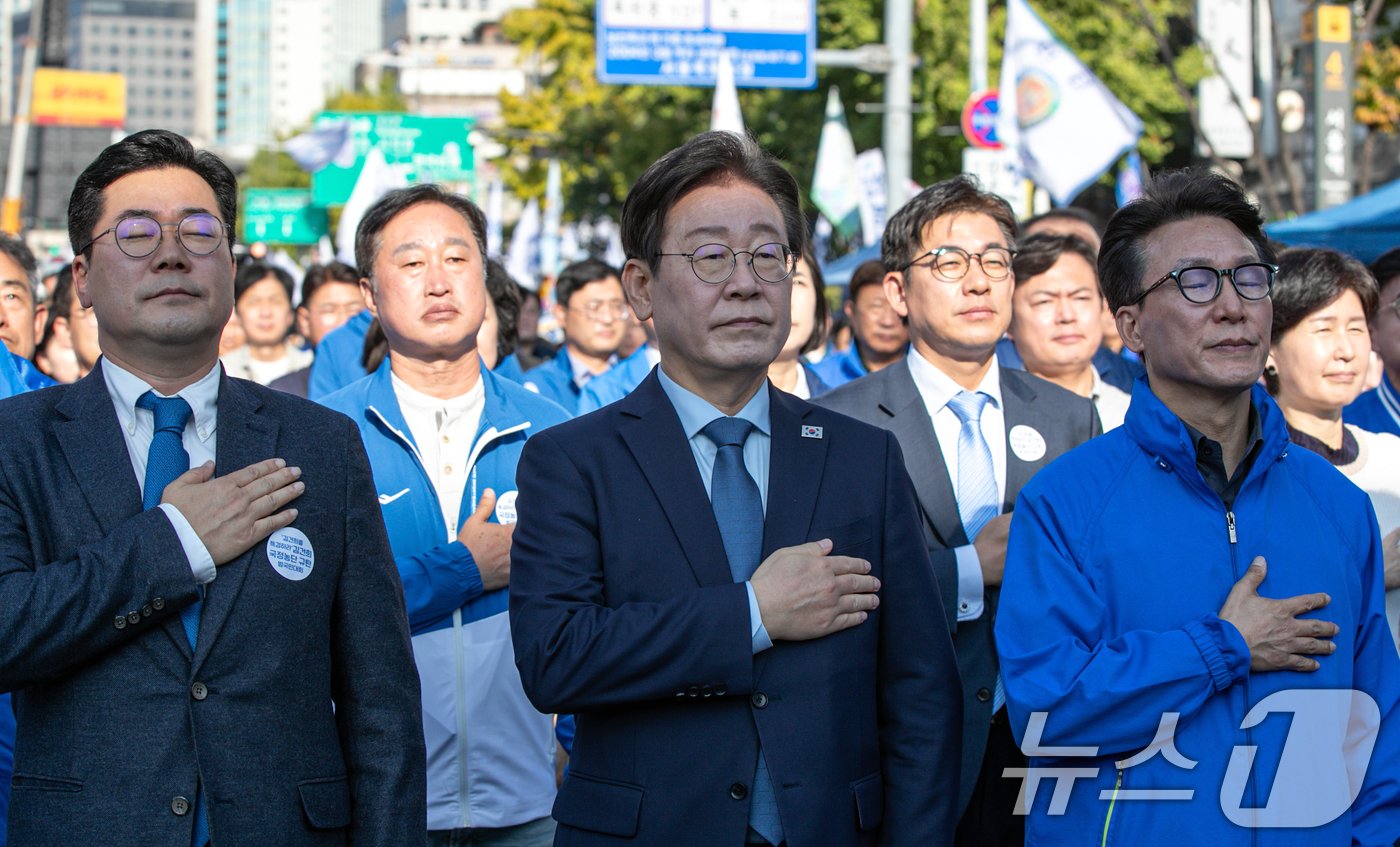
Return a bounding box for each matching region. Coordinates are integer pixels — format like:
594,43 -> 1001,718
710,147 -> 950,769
999,371 -> 1040,508
761,387 -> 825,557
878,361 -> 968,548
53,364 -> 145,538
192,375 -> 277,670
618,374 -> 733,588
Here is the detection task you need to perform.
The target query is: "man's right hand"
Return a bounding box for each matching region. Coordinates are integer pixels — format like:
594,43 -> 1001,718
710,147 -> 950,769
973,513 -> 1013,587
1218,556 -> 1338,672
460,488 -> 513,591
162,458 -> 304,565
751,539 -> 880,641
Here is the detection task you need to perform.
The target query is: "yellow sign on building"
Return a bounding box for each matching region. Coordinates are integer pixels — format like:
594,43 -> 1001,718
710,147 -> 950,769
31,69 -> 126,127
1316,5 -> 1351,43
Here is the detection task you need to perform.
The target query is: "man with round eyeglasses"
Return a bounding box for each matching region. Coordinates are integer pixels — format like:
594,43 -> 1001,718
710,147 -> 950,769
996,170 -> 1400,846
0,129 -> 425,845
510,130 -> 961,846
522,258 -> 626,413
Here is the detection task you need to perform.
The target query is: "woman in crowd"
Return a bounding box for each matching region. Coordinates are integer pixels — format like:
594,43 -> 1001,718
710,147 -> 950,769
767,249 -> 830,399
1265,247 -> 1400,646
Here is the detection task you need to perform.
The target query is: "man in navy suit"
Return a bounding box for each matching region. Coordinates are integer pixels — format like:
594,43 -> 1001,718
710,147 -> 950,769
509,131 -> 962,847
0,130 -> 425,845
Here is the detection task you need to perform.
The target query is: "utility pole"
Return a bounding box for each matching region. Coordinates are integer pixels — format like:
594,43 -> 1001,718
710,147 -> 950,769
883,0 -> 912,212
970,0 -> 988,93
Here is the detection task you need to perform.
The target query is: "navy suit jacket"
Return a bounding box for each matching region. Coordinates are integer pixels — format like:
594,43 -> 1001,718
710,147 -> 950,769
817,361 -> 1100,814
510,370 -> 962,847
0,364 -> 426,845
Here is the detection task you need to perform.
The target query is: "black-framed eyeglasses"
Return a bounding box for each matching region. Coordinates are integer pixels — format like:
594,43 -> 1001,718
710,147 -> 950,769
1133,263 -> 1277,306
78,213 -> 230,258
655,242 -> 796,284
902,246 -> 1014,281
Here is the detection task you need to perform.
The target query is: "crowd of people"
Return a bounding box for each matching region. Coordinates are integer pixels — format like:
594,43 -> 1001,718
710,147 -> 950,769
0,126 -> 1397,846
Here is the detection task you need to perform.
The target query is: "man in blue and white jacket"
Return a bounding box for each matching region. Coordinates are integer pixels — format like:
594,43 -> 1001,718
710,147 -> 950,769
997,171 -> 1400,846
322,184 -> 570,845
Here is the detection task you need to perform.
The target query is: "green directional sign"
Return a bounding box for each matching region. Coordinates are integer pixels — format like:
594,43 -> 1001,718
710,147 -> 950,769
310,112 -> 476,206
242,189 -> 327,245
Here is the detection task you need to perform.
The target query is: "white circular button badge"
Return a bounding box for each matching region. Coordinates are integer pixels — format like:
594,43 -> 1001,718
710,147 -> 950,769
266,527 -> 315,581
494,490 -> 519,525
1008,425 -> 1048,463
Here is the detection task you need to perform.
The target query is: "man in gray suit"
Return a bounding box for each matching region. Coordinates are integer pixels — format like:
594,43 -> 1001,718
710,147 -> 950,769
818,175 -> 1099,847
0,130 -> 425,845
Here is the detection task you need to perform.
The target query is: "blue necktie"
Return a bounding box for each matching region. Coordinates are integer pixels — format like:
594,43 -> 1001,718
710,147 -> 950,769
136,391 -> 209,847
700,417 -> 782,845
947,391 -> 1005,712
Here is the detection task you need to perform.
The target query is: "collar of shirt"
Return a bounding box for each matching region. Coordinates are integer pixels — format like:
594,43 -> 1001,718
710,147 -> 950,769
567,349 -> 617,390
102,356 -> 220,444
656,366 -> 771,439
906,346 -> 1003,416
390,371 -> 485,420
1183,402 -> 1264,508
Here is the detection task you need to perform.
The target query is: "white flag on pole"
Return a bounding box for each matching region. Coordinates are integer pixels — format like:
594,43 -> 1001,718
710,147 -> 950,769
711,52 -> 745,135
284,119 -> 356,173
506,198 -> 541,291
997,0 -> 1142,205
335,147 -> 409,268
485,178 -> 504,259
854,149 -> 888,247
810,87 -> 861,236
539,160 -> 563,276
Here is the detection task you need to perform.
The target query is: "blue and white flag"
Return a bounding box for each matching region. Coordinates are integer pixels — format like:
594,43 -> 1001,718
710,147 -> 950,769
997,0 -> 1142,205
485,178 -> 504,259
1116,150 -> 1145,207
539,160 -> 563,277
506,198 -> 541,291
811,87 -> 861,236
284,119 -> 356,173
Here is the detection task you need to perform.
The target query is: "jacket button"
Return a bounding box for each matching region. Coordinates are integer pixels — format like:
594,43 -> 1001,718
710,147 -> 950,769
113,615 -> 127,630
730,782 -> 748,800
976,687 -> 992,703
141,604 -> 153,617
751,692 -> 768,709
126,610 -> 141,625
171,795 -> 190,816
715,685 -> 727,696
701,685 -> 713,697
152,597 -> 165,611
190,682 -> 208,701
688,686 -> 700,698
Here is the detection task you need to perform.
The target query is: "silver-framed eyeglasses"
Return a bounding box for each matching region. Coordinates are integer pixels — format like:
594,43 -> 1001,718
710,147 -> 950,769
571,300 -> 630,321
79,213 -> 230,258
902,246 -> 1014,281
655,242 -> 796,284
1133,263 -> 1276,306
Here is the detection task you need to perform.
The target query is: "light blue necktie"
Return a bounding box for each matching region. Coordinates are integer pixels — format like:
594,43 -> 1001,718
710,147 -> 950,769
700,417 -> 782,846
947,391 -> 1006,712
136,391 -> 209,847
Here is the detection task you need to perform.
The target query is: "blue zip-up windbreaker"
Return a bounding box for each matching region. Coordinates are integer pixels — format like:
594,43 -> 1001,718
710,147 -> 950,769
997,378 -> 1400,846
320,360 -> 571,831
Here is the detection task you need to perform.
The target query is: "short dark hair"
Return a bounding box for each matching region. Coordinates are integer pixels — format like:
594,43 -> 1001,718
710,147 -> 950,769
1022,207 -> 1104,238
848,259 -> 887,302
1270,247 -> 1379,343
298,261 -> 359,309
798,248 -> 829,356
620,131 -> 806,266
355,184 -> 488,281
881,175 -> 1017,272
42,264 -> 74,343
1012,232 -> 1100,287
554,258 -> 620,308
68,129 -> 237,260
1370,247 -> 1400,295
0,232 -> 39,296
1099,170 -> 1275,312
485,258 -> 521,361
234,261 -> 294,305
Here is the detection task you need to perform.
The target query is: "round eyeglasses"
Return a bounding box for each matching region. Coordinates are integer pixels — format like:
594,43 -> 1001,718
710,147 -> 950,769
1133,263 -> 1276,306
902,246 -> 1014,281
655,243 -> 796,284
79,213 -> 230,258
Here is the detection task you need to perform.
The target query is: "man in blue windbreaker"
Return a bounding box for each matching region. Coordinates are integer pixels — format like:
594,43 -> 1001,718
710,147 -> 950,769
996,171 -> 1400,846
320,184 -> 570,845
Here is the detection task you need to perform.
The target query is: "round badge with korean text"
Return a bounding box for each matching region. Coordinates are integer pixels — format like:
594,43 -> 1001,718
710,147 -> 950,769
266,527 -> 314,581
494,490 -> 519,525
1008,424 -> 1048,463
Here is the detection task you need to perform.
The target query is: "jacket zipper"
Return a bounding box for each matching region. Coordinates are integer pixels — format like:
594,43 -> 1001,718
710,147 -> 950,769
1226,509 -> 1258,846
1100,766 -> 1123,847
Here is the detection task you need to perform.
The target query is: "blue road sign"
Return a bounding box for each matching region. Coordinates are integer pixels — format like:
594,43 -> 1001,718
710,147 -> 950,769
596,0 -> 816,89
961,90 -> 1002,149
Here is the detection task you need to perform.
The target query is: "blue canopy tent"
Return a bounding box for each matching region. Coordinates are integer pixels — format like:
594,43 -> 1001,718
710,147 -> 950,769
1266,178 -> 1400,263
820,242 -> 880,289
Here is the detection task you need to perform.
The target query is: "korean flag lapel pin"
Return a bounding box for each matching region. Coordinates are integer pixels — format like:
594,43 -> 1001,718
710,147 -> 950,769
801,424 -> 824,439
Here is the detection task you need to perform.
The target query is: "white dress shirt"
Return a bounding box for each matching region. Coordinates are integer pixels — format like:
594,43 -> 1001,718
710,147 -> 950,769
1090,367 -> 1131,431
391,372 -> 485,539
906,350 -> 1006,622
102,358 -> 219,585
657,367 -> 774,653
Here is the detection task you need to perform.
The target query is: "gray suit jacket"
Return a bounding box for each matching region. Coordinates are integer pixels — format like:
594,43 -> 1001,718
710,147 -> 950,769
817,359 -> 1100,812
0,363 -> 426,845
